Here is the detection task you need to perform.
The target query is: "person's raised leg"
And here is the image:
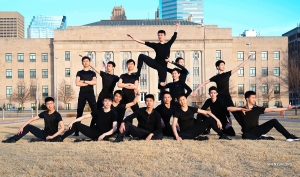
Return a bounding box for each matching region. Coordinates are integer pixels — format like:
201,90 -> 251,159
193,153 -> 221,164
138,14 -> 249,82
206,117 -> 231,140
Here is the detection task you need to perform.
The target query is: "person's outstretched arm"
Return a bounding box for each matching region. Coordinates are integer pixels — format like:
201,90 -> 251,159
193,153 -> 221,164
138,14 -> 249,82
90,65 -> 103,76
172,117 -> 182,141
98,121 -> 117,141
264,103 -> 297,113
67,114 -> 92,130
183,82 -> 192,97
167,22 -> 180,45
191,80 -> 210,96
197,109 -> 222,130
16,115 -> 40,135
46,121 -> 65,140
231,54 -> 254,74
125,91 -> 140,108
127,34 -> 145,44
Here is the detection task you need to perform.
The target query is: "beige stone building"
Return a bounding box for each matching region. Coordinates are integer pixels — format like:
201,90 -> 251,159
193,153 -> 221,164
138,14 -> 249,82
0,12 -> 24,38
0,20 -> 289,110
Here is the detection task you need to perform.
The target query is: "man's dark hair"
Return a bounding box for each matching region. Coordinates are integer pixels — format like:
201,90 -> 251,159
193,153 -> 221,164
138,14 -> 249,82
157,30 -> 166,35
172,68 -> 181,74
114,90 -> 123,97
45,97 -> 54,103
245,91 -> 256,99
107,61 -> 116,68
215,60 -> 225,68
163,91 -> 172,97
145,94 -> 155,101
209,86 -> 218,93
177,94 -> 187,100
175,57 -> 184,63
103,94 -> 113,102
126,59 -> 135,65
81,56 -> 91,62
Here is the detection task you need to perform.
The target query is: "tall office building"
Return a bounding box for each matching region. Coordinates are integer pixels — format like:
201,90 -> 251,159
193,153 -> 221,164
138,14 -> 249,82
159,0 -> 204,24
0,12 -> 24,38
27,16 -> 66,38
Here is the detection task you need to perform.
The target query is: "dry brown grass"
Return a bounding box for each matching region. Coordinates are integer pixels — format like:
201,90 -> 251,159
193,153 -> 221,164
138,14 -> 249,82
0,117 -> 299,177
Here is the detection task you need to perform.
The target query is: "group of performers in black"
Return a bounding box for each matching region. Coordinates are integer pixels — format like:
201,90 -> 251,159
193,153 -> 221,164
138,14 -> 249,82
2,22 -> 299,143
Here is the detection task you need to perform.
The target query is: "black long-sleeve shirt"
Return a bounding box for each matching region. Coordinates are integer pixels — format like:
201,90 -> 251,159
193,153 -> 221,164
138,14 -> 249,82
163,80 -> 192,100
167,62 -> 189,82
123,108 -> 162,135
201,98 -> 230,126
145,32 -> 177,68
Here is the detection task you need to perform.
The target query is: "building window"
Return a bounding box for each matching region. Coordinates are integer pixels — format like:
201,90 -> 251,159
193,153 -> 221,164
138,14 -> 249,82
18,53 -> 24,62
139,52 -> 149,89
6,69 -> 12,79
31,103 -> 36,108
274,67 -> 280,76
42,53 -> 48,62
263,101 -> 268,107
66,103 -> 71,110
262,67 -> 268,76
157,92 -> 161,102
250,84 -> 256,92
250,51 -> 256,60
18,69 -> 24,78
140,74 -> 147,89
262,51 -> 268,60
30,86 -> 36,97
30,69 -> 36,78
262,84 -> 268,94
6,53 -> 12,62
104,52 -> 114,63
238,101 -> 244,107
193,51 -> 201,95
42,86 -> 48,97
140,92 -> 147,102
250,67 -> 256,76
238,84 -> 244,94
238,67 -> 244,76
237,51 -> 244,60
65,68 -> 70,77
273,51 -> 280,60
6,86 -> 12,97
216,50 -> 221,60
121,52 -> 132,73
65,85 -> 71,96
42,69 -> 48,78
7,104 -> 12,109
274,84 -> 280,94
30,53 -> 36,62
18,86 -> 25,96
274,101 -> 280,107
65,51 -> 70,61
175,51 -> 184,59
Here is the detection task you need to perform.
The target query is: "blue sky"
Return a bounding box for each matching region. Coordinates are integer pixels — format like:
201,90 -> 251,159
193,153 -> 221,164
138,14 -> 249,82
2,0 -> 300,37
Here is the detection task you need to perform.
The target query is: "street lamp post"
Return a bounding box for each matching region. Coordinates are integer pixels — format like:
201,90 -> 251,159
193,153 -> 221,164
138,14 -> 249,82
36,78 -> 38,115
246,43 -> 251,90
55,57 -> 58,111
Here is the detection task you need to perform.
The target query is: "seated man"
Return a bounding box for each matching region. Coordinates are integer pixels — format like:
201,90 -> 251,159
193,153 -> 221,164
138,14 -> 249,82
113,94 -> 163,142
201,86 -> 236,136
166,57 -> 189,82
2,97 -> 64,143
228,91 -> 299,141
61,95 -> 117,141
155,91 -> 177,137
172,94 -> 231,141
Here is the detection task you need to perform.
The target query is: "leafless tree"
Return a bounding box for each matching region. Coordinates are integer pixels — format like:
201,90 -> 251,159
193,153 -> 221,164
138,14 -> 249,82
10,80 -> 32,109
58,79 -> 76,109
258,76 -> 282,107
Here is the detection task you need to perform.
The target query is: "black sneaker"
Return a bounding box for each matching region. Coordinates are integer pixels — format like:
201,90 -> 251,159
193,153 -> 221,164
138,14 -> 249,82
242,133 -> 259,140
49,136 -> 63,142
219,134 -> 231,140
73,133 -> 79,136
202,130 -> 210,135
194,136 -> 209,141
112,137 -> 124,143
286,134 -> 299,142
2,137 -> 16,143
259,134 -> 275,140
129,137 -> 140,141
74,139 -> 84,142
30,138 -> 44,142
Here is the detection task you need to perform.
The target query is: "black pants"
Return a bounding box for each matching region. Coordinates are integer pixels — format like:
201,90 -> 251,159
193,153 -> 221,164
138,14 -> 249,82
76,92 -> 97,133
121,92 -> 139,112
12,124 -> 60,141
62,122 -> 102,140
218,94 -> 242,127
222,126 -> 236,136
162,123 -> 174,137
137,54 -> 167,83
119,122 -> 163,140
97,91 -> 113,109
179,117 -> 224,140
244,119 -> 291,139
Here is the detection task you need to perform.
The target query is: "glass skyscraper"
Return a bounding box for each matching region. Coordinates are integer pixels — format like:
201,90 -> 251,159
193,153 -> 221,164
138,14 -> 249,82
159,0 -> 204,24
27,16 -> 66,38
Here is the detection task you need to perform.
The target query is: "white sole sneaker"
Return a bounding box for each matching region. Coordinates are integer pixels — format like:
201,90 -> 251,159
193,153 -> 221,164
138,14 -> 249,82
286,138 -> 299,142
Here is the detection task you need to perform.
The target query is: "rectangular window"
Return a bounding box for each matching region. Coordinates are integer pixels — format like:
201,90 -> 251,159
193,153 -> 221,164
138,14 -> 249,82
250,84 -> 256,92
42,86 -> 48,97
18,69 -> 24,78
42,53 -> 48,62
31,103 -> 36,108
216,50 -> 221,60
262,51 -> 268,60
237,51 -> 244,60
250,67 -> 256,76
7,104 -> 12,109
273,51 -> 280,60
262,84 -> 268,94
6,86 -> 12,97
18,53 -> 24,62
238,101 -> 244,107
263,101 -> 268,107
65,85 -> 71,96
262,67 -> 268,76
140,92 -> 147,102
6,69 -> 12,78
66,103 -> 71,110
30,86 -> 36,97
18,86 -> 25,96
42,69 -> 48,78
238,84 -> 244,94
274,67 -> 280,76
274,84 -> 280,94
274,101 -> 280,107
238,67 -> 244,76
30,69 -> 36,78
6,53 -> 12,62
65,68 -> 70,77
30,53 -> 36,62
65,51 -> 70,61
250,51 -> 256,60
